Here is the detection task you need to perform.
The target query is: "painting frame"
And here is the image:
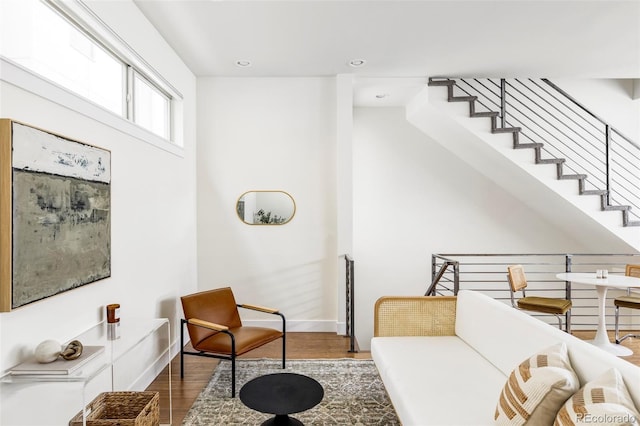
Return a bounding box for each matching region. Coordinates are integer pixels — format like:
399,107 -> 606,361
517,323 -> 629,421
0,119 -> 111,312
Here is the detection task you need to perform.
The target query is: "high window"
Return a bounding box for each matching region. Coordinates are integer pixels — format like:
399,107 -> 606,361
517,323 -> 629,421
0,0 -> 175,142
132,72 -> 171,140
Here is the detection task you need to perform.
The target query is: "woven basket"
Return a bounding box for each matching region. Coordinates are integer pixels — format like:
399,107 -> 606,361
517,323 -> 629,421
69,391 -> 159,426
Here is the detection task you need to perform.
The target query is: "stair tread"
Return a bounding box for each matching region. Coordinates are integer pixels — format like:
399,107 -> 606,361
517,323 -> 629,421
449,96 -> 477,102
559,174 -> 587,180
537,158 -> 566,164
471,111 -> 499,118
428,80 -> 455,87
515,143 -> 543,149
625,221 -> 640,227
603,205 -> 631,211
581,189 -> 608,195
492,127 -> 521,134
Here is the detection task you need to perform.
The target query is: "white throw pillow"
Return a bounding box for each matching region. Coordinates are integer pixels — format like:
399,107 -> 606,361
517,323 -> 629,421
554,368 -> 640,426
495,342 -> 579,425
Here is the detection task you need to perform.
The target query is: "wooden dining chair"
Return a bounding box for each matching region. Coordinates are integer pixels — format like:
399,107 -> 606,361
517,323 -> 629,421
180,287 -> 286,397
614,264 -> 640,344
507,265 -> 572,332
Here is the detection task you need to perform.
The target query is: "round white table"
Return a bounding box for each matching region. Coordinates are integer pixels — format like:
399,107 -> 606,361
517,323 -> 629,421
556,272 -> 640,356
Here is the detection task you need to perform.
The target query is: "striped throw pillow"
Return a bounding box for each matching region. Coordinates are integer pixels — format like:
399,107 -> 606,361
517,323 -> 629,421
554,368 -> 640,426
495,342 -> 579,425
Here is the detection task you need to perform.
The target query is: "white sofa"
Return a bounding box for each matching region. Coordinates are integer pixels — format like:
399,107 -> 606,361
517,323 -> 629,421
371,290 -> 640,425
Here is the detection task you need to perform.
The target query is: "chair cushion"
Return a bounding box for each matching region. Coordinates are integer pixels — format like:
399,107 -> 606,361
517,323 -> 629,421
193,326 -> 283,355
614,295 -> 640,310
495,342 -> 579,426
518,297 -> 572,314
555,368 -> 640,426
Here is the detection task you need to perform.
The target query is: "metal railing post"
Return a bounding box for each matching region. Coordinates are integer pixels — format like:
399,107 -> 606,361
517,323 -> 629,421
345,255 -> 357,353
565,254 -> 572,293
605,124 -> 611,205
565,254 -> 572,333
349,257 -> 355,352
453,262 -> 460,295
500,78 -> 506,128
431,254 -> 436,287
345,255 -> 350,342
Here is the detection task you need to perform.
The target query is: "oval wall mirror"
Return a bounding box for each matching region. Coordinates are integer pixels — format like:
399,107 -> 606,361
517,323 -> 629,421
236,191 -> 296,225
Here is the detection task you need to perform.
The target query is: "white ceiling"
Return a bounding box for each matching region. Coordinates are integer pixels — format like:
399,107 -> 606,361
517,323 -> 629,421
132,0 -> 640,106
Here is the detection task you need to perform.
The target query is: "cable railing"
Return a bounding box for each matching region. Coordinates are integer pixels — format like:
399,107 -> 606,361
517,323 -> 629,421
428,253 -> 640,330
449,78 -> 640,224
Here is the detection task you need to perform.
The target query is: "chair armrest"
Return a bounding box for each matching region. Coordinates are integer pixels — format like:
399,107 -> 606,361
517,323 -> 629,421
374,296 -> 457,337
238,303 -> 279,314
188,318 -> 229,332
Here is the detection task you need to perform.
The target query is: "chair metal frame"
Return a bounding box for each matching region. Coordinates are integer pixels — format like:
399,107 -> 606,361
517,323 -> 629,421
180,301 -> 286,397
614,264 -> 640,344
507,264 -> 572,333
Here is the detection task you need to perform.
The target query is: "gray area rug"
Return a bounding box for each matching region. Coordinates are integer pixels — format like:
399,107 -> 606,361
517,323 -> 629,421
182,358 -> 400,425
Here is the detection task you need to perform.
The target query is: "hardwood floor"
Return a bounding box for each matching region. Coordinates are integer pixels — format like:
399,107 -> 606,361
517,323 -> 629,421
146,331 -> 640,425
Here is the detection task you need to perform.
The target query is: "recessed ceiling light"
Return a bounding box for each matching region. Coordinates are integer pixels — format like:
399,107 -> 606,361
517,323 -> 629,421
235,60 -> 252,67
349,59 -> 367,68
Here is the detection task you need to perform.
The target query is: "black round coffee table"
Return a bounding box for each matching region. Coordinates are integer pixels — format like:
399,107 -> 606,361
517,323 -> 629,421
239,373 -> 324,426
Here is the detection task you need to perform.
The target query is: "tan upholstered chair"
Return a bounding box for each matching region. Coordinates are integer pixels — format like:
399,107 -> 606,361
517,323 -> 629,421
614,264 -> 640,344
180,287 -> 286,397
507,265 -> 572,332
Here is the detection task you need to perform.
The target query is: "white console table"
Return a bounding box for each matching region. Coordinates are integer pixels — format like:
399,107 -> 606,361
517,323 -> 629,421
0,318 -> 172,426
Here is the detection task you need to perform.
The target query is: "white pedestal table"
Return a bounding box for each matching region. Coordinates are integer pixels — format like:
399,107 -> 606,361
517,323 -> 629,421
556,272 -> 640,357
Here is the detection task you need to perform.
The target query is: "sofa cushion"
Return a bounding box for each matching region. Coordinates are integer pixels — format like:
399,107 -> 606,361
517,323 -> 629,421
371,336 -> 506,425
555,368 -> 640,426
494,342 -> 579,425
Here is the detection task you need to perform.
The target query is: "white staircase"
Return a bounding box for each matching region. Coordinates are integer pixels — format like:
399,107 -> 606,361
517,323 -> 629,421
406,83 -> 640,252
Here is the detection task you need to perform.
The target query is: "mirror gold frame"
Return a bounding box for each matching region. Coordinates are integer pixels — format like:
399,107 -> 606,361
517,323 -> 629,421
236,190 -> 296,225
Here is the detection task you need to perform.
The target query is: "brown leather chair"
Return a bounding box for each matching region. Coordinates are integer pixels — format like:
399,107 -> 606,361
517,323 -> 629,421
614,264 -> 640,344
180,287 -> 286,397
507,265 -> 572,332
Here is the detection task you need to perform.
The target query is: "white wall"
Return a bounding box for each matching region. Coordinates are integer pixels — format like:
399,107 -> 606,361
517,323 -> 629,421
196,77 -> 338,331
353,107 -> 592,350
0,1 -> 197,423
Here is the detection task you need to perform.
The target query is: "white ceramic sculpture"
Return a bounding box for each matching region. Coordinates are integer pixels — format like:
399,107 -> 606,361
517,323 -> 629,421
34,339 -> 62,363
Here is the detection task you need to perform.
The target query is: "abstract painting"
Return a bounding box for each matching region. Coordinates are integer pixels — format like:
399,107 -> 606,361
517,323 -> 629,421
0,119 -> 111,311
